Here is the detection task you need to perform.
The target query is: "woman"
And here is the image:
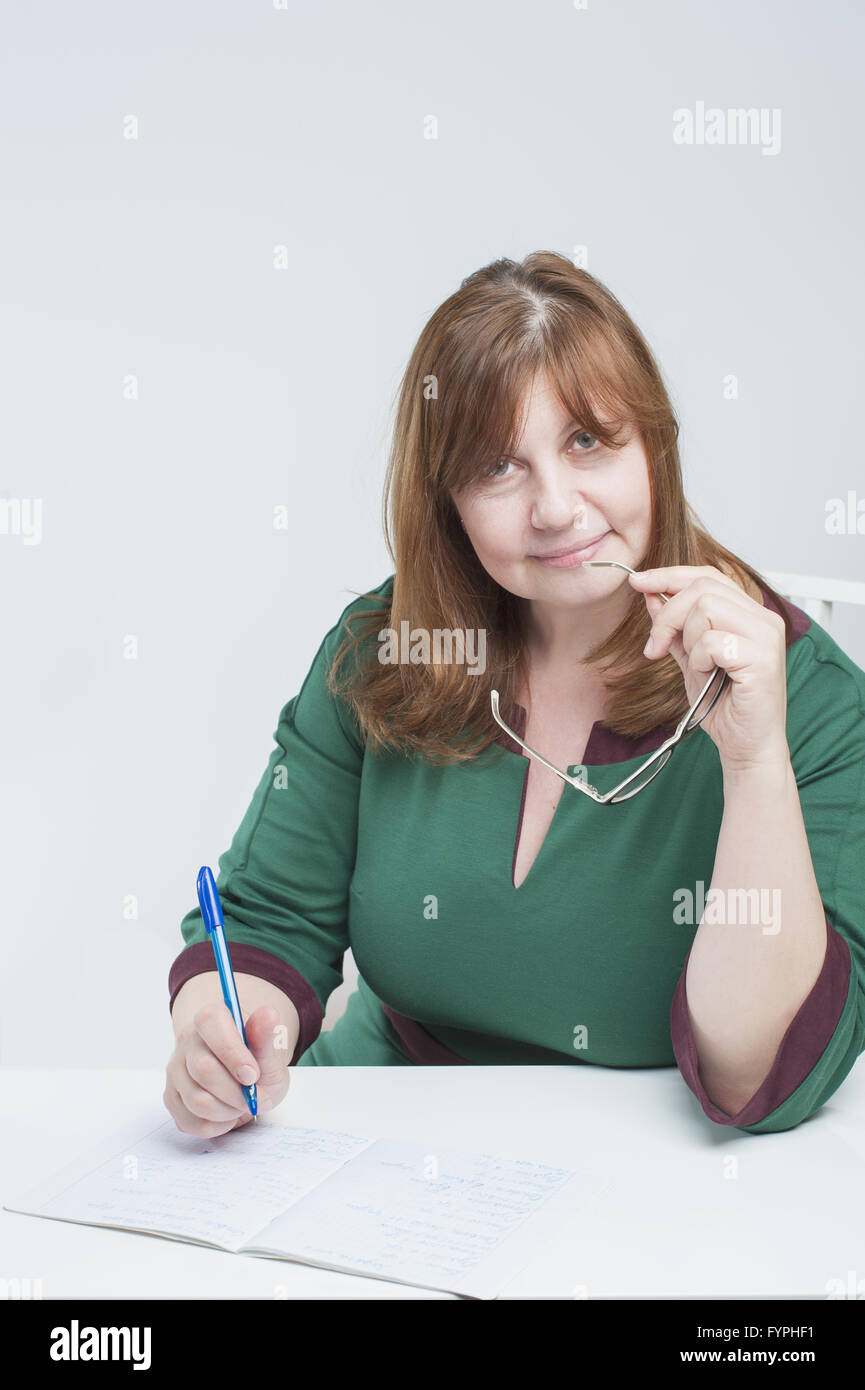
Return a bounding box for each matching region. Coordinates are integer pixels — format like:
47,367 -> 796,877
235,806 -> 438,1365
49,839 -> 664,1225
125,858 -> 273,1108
164,252 -> 865,1137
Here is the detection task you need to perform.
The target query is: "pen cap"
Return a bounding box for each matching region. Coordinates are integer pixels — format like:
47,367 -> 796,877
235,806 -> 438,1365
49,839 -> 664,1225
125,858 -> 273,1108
196,865 -> 225,933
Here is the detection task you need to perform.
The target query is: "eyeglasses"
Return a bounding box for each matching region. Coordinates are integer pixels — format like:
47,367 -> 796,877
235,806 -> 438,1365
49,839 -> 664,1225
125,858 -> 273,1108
489,560 -> 730,804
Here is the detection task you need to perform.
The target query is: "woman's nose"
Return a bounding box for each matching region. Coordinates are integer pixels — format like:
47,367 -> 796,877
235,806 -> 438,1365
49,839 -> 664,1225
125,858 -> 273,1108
530,481 -> 588,532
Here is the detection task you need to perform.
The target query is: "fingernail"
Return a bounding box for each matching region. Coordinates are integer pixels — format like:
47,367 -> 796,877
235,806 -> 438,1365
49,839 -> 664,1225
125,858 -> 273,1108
643,636 -> 654,656
237,1065 -> 257,1084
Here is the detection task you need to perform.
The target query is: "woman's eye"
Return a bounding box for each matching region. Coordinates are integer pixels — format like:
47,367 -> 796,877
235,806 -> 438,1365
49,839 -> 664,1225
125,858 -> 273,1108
485,457 -> 515,479
571,429 -> 599,453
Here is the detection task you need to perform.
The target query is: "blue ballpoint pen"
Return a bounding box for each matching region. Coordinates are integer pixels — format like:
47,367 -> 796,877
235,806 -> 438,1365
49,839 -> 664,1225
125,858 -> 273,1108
197,865 -> 258,1120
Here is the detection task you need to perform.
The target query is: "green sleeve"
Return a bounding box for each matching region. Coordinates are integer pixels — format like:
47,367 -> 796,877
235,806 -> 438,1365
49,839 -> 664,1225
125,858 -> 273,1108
167,584 -> 386,1063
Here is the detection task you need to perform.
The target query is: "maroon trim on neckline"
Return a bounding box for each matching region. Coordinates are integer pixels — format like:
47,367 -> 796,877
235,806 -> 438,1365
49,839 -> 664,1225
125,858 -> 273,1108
493,582 -> 812,766
491,690 -> 677,766
380,1003 -> 472,1064
670,909 -> 851,1127
168,940 -> 323,1067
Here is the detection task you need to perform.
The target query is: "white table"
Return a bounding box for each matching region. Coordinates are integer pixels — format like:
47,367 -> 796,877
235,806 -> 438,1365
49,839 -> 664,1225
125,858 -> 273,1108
3,1063 -> 864,1299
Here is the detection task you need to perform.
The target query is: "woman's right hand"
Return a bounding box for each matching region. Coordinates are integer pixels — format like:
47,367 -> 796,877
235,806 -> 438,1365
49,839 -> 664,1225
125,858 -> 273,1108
164,974 -> 298,1136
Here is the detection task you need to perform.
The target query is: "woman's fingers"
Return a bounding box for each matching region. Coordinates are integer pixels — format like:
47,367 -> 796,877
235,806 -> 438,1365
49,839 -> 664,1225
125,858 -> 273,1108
166,1040 -> 271,1135
184,1035 -> 256,1114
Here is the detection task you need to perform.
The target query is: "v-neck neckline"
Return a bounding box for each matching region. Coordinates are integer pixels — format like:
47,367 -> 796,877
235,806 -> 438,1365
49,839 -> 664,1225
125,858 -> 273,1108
500,703 -> 694,891
496,700 -> 680,891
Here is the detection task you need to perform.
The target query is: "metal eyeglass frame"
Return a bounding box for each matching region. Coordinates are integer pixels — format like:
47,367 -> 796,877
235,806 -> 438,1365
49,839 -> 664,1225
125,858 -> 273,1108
489,560 -> 731,804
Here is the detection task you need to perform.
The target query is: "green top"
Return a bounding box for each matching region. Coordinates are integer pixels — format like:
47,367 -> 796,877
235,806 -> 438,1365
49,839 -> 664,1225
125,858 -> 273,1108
168,574 -> 865,1134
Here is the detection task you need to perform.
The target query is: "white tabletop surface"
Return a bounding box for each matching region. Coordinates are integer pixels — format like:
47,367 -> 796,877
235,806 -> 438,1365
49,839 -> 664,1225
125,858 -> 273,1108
2,1062 -> 864,1299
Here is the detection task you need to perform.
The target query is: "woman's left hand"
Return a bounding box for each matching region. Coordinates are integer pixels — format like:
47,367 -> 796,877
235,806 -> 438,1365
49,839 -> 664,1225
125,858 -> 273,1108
627,565 -> 791,776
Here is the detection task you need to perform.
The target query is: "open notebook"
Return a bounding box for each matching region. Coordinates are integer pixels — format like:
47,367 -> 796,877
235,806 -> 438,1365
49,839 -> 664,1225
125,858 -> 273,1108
4,1107 -> 606,1299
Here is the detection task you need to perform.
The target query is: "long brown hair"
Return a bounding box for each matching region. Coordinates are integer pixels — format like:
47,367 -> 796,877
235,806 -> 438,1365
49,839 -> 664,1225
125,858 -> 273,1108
326,251 -> 794,764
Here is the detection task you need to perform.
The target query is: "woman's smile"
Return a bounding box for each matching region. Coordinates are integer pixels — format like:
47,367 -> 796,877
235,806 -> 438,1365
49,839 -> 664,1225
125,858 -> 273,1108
530,529 -> 611,568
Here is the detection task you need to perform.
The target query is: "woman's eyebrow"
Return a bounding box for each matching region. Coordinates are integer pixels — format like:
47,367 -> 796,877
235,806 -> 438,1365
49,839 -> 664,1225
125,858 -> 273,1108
507,417 -> 581,459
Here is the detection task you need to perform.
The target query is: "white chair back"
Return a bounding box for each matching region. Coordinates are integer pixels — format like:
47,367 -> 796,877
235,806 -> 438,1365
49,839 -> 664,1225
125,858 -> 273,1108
762,571 -> 865,634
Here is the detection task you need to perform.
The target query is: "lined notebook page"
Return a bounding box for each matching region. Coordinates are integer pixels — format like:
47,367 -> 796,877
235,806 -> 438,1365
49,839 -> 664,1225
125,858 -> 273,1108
27,1119 -> 375,1251
250,1138 -> 588,1299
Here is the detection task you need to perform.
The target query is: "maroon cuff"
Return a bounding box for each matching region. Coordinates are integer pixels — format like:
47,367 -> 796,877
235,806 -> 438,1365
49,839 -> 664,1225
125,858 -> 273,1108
671,910 -> 851,1127
168,941 -> 323,1067
380,1003 -> 471,1064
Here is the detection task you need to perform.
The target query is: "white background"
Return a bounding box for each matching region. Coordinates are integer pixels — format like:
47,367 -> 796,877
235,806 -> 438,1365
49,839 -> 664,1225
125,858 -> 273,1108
1,0 -> 863,1066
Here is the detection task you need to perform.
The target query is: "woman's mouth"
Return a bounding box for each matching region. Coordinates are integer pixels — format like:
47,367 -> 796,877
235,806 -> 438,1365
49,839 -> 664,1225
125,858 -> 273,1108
531,530 -> 611,568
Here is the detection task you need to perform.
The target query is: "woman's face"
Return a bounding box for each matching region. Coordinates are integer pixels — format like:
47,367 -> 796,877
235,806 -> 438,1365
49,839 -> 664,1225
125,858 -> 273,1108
449,371 -> 653,615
